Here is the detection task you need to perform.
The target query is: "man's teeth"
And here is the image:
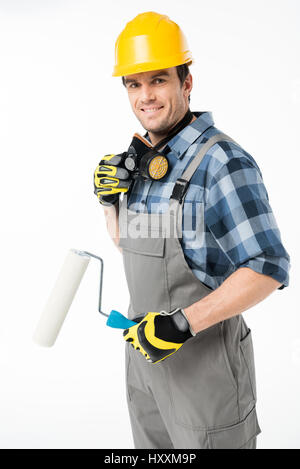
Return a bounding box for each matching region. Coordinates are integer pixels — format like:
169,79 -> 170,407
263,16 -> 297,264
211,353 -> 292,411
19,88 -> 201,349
144,108 -> 162,112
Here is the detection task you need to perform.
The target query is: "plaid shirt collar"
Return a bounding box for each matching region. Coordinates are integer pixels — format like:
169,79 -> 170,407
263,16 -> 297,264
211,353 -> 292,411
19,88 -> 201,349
144,111 -> 215,159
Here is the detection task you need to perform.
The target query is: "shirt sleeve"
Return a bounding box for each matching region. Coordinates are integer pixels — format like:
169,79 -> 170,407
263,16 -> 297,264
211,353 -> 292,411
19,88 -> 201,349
204,155 -> 291,289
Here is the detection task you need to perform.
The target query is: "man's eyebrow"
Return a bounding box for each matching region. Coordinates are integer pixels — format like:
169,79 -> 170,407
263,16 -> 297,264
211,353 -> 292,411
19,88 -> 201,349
151,71 -> 170,79
124,71 -> 170,85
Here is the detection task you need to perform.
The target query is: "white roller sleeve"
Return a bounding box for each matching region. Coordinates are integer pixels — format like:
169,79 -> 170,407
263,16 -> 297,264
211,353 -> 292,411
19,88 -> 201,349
33,249 -> 91,347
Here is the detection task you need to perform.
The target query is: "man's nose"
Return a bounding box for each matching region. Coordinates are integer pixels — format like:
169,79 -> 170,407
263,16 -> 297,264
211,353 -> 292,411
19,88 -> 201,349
139,83 -> 156,103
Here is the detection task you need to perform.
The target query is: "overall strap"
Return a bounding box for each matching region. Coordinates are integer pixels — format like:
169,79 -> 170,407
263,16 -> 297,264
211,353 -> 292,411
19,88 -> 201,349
168,132 -> 238,237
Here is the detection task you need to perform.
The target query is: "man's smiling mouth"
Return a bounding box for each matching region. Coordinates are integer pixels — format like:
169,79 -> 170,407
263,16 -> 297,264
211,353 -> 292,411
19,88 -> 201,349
141,106 -> 164,113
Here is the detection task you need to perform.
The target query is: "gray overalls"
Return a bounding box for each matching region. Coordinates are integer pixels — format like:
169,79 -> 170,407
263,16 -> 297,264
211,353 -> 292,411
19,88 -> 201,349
119,133 -> 261,449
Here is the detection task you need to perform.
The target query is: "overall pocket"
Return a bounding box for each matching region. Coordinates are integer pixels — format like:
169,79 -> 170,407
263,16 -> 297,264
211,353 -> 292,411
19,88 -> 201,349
163,324 -> 239,430
207,406 -> 261,449
238,328 -> 257,412
119,235 -> 170,314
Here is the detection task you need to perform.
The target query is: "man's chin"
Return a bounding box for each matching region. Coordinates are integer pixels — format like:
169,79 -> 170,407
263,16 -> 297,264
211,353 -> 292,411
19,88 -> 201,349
144,126 -> 166,135
140,119 -> 170,135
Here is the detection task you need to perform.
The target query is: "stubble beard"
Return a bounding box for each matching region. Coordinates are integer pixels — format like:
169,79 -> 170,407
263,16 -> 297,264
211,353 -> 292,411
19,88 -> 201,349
139,113 -> 177,139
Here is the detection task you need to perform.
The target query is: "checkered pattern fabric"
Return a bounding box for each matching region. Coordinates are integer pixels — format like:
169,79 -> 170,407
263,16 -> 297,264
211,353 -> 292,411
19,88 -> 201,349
126,112 -> 290,290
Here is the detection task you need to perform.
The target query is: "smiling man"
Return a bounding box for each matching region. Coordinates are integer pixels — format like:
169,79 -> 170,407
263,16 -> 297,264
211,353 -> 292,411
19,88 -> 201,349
123,67 -> 194,145
94,12 -> 290,449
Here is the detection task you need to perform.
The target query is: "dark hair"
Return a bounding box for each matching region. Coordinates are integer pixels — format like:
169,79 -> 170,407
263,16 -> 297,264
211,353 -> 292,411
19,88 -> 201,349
122,64 -> 191,103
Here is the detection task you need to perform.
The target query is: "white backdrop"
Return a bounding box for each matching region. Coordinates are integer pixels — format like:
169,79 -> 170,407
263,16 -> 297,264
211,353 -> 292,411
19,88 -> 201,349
0,0 -> 299,449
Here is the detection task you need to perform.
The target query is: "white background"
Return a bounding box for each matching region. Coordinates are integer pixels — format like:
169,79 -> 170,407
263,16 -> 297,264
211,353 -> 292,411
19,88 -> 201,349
0,0 -> 299,449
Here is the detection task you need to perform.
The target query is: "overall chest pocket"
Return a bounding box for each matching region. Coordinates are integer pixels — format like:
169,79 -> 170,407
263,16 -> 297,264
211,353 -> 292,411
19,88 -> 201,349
119,235 -> 165,257
119,235 -> 170,315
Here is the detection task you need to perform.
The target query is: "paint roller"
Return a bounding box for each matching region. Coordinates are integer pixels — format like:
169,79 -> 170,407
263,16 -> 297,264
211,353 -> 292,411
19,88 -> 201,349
33,249 -> 137,347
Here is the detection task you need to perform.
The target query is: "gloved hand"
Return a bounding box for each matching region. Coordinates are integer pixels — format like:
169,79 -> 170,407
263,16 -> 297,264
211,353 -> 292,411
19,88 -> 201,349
94,153 -> 132,206
123,309 -> 196,364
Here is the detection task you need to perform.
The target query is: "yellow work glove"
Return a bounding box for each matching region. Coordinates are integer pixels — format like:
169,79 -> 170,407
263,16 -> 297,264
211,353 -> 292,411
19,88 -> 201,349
94,153 -> 132,206
123,309 -> 195,364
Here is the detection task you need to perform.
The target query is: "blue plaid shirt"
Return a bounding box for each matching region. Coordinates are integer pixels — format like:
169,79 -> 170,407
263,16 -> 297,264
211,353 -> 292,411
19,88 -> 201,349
127,111 -> 290,290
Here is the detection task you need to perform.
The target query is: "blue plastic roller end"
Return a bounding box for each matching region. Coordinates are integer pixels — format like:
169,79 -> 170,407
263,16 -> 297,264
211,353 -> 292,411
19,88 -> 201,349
106,310 -> 138,329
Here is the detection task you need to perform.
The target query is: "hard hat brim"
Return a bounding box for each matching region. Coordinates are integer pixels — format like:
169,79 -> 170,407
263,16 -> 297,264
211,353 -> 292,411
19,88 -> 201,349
113,56 -> 193,77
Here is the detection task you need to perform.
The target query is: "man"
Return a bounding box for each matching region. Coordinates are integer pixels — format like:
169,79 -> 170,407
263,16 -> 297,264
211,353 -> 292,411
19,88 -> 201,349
94,12 -> 290,449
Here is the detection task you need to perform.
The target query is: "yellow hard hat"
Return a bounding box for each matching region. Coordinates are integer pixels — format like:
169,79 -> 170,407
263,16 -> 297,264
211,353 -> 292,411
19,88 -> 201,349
112,11 -> 193,77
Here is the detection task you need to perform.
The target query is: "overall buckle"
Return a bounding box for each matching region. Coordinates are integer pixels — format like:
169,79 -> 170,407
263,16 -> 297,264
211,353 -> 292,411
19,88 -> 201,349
170,178 -> 189,203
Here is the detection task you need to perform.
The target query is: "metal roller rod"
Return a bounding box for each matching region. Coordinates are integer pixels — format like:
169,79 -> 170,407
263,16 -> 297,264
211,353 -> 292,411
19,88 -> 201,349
74,250 -> 108,318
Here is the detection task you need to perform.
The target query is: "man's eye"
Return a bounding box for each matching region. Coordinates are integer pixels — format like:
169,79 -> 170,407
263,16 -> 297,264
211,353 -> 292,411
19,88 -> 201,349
127,79 -> 164,89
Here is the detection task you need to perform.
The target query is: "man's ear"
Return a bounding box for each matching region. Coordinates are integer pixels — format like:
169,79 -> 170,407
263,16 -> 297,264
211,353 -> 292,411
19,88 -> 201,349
184,73 -> 193,100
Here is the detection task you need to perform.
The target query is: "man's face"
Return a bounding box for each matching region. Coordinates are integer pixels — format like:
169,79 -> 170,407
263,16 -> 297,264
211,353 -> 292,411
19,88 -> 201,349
123,67 -> 192,140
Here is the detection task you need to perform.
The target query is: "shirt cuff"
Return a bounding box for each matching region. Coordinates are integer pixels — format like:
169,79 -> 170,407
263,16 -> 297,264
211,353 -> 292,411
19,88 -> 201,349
238,254 -> 290,289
